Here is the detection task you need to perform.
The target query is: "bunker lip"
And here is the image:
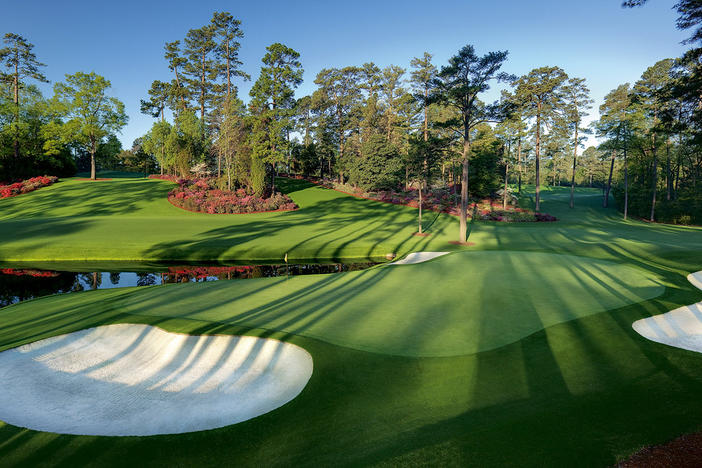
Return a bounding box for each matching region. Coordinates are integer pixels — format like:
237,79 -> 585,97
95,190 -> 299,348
632,271 -> 702,353
0,324 -> 313,436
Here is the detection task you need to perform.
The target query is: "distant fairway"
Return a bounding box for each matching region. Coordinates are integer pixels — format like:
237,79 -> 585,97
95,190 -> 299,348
0,175 -> 459,262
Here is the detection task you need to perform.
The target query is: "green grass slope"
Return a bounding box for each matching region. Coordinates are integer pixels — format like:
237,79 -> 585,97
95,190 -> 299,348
0,251 -> 664,357
1,182 -> 702,466
0,252 -> 700,467
0,176 -> 460,262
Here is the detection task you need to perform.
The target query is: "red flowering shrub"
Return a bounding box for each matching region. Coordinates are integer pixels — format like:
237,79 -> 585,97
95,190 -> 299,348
0,176 -> 58,199
168,178 -> 298,214
167,266 -> 254,280
1,268 -> 59,278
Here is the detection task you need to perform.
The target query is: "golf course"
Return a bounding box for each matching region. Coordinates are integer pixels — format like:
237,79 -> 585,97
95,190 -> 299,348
0,175 -> 701,466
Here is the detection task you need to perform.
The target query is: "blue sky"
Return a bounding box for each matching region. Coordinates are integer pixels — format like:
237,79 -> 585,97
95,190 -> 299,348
1,0 -> 688,148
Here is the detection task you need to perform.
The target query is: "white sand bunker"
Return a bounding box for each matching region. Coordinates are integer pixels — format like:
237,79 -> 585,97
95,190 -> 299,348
633,271 -> 702,353
391,252 -> 449,265
0,324 -> 313,436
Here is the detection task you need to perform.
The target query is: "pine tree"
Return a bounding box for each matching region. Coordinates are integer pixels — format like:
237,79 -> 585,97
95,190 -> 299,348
562,77 -> 593,208
249,43 -> 303,193
312,67 -> 363,182
431,45 -> 513,242
632,58 -> 674,221
140,80 -> 172,121
0,33 -> 48,165
183,26 -> 218,124
513,66 -> 568,212
211,12 -> 248,100
410,52 -> 437,142
164,41 -> 188,111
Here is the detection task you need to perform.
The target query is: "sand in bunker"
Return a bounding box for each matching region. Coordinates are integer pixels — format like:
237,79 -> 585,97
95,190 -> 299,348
391,252 -> 449,265
0,324 -> 313,436
633,272 -> 702,353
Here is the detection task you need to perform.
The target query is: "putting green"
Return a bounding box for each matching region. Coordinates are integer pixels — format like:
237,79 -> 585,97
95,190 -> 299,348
0,251 -> 664,357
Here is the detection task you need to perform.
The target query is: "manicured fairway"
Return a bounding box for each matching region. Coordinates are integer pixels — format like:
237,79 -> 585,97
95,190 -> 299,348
0,176 -> 459,262
1,179 -> 702,467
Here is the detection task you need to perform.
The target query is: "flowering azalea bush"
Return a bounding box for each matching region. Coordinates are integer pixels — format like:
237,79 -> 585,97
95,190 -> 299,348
0,176 -> 58,199
303,179 -> 557,222
167,266 -> 254,280
0,268 -> 59,278
168,178 -> 298,214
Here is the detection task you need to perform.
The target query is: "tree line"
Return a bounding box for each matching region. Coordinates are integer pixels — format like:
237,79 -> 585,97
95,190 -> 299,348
1,3 -> 700,233
0,33 -> 128,180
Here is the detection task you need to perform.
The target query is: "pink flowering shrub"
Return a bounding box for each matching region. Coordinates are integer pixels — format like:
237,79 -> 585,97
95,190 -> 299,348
167,266 -> 254,280
0,176 -> 58,199
311,179 -> 557,222
168,178 -> 298,214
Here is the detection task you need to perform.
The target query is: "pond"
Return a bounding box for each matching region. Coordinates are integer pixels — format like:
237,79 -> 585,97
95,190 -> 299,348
0,262 -> 380,308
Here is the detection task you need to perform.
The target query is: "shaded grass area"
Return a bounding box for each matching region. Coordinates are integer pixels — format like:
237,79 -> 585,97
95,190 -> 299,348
0,176 -> 699,264
0,251 -> 664,357
74,171 -> 149,179
1,182 -> 702,465
0,176 -> 460,262
0,257 -> 700,467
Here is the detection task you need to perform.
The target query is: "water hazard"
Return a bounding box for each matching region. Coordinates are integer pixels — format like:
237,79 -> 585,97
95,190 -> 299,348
0,262 -> 380,307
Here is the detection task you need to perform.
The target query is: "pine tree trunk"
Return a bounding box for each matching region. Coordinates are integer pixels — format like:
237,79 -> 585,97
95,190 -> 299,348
423,85 -> 429,141
90,139 -> 97,180
517,137 -> 523,194
624,145 -> 629,220
174,67 -> 186,110
459,123 -> 471,242
535,105 -> 542,212
650,151 -> 658,222
422,86 -> 429,194
604,150 -> 616,208
650,127 -> 658,222
570,126 -> 578,209
200,51 -> 206,122
503,163 -> 509,210
666,140 -> 671,201
418,181 -> 423,234
13,65 -> 20,162
226,41 -> 231,98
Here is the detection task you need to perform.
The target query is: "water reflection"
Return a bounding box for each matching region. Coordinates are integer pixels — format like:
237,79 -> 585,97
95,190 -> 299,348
0,263 -> 378,307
